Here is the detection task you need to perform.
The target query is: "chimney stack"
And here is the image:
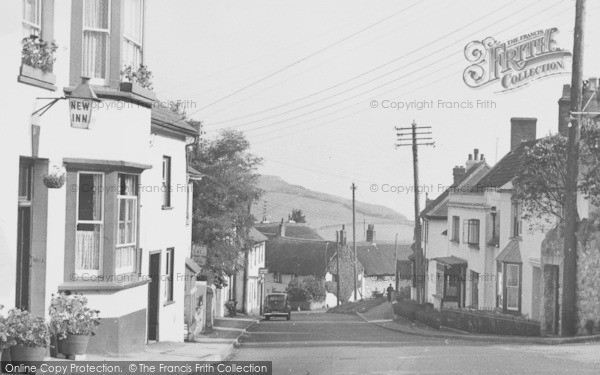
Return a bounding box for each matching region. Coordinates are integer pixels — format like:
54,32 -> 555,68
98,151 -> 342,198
466,148 -> 480,171
453,166 -> 466,185
510,117 -> 537,152
558,78 -> 600,136
366,224 -> 376,243
278,218 -> 286,237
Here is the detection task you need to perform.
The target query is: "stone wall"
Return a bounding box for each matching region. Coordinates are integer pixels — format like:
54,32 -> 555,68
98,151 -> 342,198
576,216 -> 600,334
541,213 -> 600,335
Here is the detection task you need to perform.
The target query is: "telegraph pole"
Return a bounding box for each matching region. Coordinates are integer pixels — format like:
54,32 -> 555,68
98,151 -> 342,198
563,0 -> 586,337
351,183 -> 358,302
394,233 -> 399,291
396,121 -> 434,304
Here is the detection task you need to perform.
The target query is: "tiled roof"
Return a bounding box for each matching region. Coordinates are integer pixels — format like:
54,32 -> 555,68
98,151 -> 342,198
187,165 -> 203,180
265,238 -> 334,277
185,257 -> 202,274
151,106 -> 198,136
421,162 -> 489,218
496,239 -> 522,263
254,222 -> 324,240
433,256 -> 467,266
249,227 -> 268,243
475,141 -> 537,190
356,242 -> 413,276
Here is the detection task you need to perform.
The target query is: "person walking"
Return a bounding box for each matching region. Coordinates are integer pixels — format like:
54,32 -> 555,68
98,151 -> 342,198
386,284 -> 394,302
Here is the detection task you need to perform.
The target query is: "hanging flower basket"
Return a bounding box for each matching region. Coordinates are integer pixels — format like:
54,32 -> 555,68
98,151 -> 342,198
43,165 -> 66,189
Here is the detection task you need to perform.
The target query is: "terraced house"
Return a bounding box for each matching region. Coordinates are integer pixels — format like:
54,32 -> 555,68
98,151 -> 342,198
0,0 -> 198,355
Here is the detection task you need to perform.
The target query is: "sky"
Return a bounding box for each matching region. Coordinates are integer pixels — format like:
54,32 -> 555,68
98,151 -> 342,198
145,0 -> 600,220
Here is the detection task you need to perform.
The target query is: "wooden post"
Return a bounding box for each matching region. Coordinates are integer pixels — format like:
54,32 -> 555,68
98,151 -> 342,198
351,183 -> 357,302
562,0 -> 586,337
395,121 -> 433,305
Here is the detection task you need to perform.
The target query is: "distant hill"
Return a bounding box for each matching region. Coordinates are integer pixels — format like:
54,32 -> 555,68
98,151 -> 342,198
251,175 -> 414,243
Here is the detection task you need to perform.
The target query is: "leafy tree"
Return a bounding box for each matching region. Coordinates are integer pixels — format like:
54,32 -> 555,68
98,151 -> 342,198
189,129 -> 263,287
285,276 -> 326,302
289,209 -> 306,223
513,119 -> 600,229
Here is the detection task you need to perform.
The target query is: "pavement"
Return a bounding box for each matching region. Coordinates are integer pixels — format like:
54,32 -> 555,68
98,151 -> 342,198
83,315 -> 258,362
231,309 -> 600,374
356,301 -> 600,345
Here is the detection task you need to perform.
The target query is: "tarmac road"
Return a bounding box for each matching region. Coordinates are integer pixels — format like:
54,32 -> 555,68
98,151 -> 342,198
231,311 -> 600,375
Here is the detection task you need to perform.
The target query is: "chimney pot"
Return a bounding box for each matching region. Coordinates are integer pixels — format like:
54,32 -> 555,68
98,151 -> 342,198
468,154 -> 473,160
474,149 -> 479,160
480,154 -> 485,161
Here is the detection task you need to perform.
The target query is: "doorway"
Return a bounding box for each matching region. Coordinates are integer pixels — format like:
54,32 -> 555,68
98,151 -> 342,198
471,271 -> 479,309
15,161 -> 33,311
148,252 -> 161,341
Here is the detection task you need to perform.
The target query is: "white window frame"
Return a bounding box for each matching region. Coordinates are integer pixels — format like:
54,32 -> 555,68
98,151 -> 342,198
511,202 -> 522,237
467,219 -> 480,247
162,156 -> 172,207
451,216 -> 460,242
75,171 -> 105,276
122,0 -> 144,68
164,248 -> 174,301
505,263 -> 520,311
116,174 -> 138,275
22,0 -> 42,37
82,0 -> 111,84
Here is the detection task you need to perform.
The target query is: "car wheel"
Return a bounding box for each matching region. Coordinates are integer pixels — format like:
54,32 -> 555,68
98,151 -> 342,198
287,313 -> 291,321
265,316 -> 270,321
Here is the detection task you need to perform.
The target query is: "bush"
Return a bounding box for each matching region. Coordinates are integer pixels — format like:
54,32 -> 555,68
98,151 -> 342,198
393,299 -> 426,321
286,276 -> 326,303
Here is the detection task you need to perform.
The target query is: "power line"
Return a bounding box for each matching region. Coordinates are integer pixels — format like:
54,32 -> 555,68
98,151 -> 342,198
203,0 -> 545,128
158,1 -> 429,97
186,1 -> 423,116
206,0 -> 559,135
245,1 -> 570,143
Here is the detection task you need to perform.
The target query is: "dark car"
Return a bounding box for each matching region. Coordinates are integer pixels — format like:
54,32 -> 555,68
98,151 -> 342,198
263,293 -> 291,320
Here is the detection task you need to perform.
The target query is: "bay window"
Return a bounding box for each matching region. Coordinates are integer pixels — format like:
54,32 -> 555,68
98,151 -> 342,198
82,0 -> 110,81
123,0 -> 144,68
505,264 -> 520,311
116,174 -> 138,274
76,172 -> 104,275
22,0 -> 41,37
64,160 -> 150,288
497,262 -> 521,312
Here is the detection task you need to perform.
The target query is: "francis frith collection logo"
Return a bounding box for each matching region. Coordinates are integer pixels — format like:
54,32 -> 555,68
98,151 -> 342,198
463,28 -> 572,92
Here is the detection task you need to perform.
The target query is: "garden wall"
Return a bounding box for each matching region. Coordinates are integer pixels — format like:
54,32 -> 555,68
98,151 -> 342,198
393,300 -> 541,336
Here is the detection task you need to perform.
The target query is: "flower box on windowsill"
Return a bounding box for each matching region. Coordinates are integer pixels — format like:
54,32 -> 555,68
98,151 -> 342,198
119,82 -> 156,102
18,64 -> 57,91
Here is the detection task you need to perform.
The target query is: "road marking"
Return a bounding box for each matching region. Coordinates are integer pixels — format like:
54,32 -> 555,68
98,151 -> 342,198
367,319 -> 394,323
